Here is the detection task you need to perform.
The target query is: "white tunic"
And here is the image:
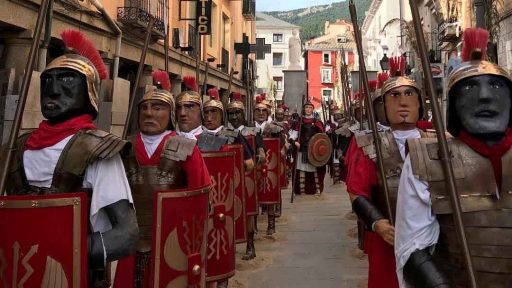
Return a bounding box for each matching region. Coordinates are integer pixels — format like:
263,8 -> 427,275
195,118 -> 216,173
394,155 -> 440,288
176,125 -> 203,140
23,134 -> 134,233
140,130 -> 172,158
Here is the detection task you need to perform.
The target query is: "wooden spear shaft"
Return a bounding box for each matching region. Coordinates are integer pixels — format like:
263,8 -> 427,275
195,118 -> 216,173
349,0 -> 394,224
408,1 -> 477,286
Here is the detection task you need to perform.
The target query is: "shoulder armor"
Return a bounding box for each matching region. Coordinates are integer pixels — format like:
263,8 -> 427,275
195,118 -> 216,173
218,128 -> 238,143
197,132 -> 228,152
162,135 -> 196,161
82,129 -> 131,160
407,138 -> 465,182
241,127 -> 257,136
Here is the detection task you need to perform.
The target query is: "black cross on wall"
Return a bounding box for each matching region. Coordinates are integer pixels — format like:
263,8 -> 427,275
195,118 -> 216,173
234,34 -> 272,60
250,38 -> 271,60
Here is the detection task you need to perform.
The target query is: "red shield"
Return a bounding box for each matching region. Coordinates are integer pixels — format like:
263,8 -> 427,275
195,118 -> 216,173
151,185 -> 210,288
227,144 -> 247,243
202,152 -> 236,282
0,193 -> 88,287
244,136 -> 258,216
257,138 -> 281,204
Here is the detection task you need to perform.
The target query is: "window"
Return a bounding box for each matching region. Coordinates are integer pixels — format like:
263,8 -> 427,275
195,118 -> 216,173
273,76 -> 283,90
323,51 -> 331,64
273,33 -> 283,42
321,68 -> 332,83
273,53 -> 283,66
322,89 -> 333,102
337,36 -> 347,43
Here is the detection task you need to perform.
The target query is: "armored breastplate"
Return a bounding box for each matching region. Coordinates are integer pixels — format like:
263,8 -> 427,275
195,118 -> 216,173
7,130 -> 127,196
408,139 -> 512,287
124,135 -> 193,247
355,131 -> 403,220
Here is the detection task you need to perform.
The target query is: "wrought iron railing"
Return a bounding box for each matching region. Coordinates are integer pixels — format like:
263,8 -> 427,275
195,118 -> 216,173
242,0 -> 255,20
117,6 -> 165,38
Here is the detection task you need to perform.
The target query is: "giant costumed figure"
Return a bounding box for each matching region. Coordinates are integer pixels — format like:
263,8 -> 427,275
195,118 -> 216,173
345,55 -> 427,288
115,71 -> 211,288
2,30 -> 139,286
198,87 -> 255,288
395,28 -> 512,288
226,92 -> 265,260
254,95 -> 285,234
289,98 -> 326,195
176,76 -> 204,139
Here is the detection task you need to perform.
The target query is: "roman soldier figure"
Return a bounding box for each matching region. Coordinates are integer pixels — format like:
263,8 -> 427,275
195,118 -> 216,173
289,98 -> 326,195
345,54 -> 425,288
226,92 -> 264,260
4,30 -> 139,286
395,28 -> 512,288
254,95 -> 286,235
118,70 -> 211,287
176,76 -> 204,139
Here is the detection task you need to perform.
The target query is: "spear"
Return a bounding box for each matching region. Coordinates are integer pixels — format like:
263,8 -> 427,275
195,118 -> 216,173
123,16 -> 155,139
290,94 -> 306,203
0,0 -> 51,193
408,1 -> 477,286
349,0 -> 394,224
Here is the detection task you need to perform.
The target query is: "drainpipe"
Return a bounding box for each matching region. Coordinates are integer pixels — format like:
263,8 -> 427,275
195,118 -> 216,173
38,0 -> 54,71
90,0 -> 122,79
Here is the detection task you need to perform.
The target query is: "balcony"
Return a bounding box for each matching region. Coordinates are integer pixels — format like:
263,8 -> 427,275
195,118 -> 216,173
117,5 -> 165,40
242,0 -> 256,21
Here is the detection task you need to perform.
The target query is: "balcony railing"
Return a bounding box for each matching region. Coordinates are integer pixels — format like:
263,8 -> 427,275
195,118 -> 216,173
117,6 -> 165,39
242,0 -> 256,21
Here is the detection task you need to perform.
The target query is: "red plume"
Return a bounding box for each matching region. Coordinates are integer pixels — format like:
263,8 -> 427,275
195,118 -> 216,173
260,93 -> 267,100
282,104 -> 289,110
61,29 -> 108,80
231,92 -> 242,101
399,55 -> 406,76
207,87 -> 220,100
255,95 -> 263,103
152,70 -> 171,91
183,76 -> 198,92
368,80 -> 378,92
461,28 -> 489,62
377,72 -> 389,88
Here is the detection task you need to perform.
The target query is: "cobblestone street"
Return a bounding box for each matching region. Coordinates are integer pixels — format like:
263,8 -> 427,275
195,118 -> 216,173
230,180 -> 368,288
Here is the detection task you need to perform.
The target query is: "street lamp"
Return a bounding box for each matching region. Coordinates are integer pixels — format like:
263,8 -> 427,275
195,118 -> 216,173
380,53 -> 389,71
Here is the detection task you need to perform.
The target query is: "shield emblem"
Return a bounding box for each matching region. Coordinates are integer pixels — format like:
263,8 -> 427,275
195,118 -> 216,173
202,152 -> 236,282
257,138 -> 281,204
152,185 -> 210,288
308,133 -> 333,167
244,136 -> 258,216
227,144 -> 247,243
0,193 -> 88,288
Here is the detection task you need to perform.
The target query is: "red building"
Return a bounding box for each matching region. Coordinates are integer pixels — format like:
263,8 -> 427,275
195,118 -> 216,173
305,43 -> 355,110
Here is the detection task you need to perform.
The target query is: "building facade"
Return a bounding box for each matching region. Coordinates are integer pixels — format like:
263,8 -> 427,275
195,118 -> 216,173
254,12 -> 303,104
305,20 -> 355,112
0,0 -> 256,136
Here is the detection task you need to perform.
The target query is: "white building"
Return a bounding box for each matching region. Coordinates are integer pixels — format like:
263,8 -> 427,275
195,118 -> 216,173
361,0 -> 412,71
255,12 -> 304,102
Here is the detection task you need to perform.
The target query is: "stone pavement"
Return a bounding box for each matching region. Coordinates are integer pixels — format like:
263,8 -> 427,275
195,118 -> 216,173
229,179 -> 368,288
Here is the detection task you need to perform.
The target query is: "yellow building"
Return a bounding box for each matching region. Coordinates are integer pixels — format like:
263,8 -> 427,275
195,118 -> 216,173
0,0 -> 256,134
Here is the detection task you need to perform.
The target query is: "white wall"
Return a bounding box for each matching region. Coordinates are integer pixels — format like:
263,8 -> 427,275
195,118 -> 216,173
255,27 -> 305,101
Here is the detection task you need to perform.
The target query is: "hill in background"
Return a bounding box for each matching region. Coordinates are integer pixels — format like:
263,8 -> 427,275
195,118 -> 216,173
264,0 -> 372,41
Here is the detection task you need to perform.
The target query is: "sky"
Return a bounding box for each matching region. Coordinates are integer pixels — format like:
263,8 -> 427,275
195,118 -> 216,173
257,0 -> 343,12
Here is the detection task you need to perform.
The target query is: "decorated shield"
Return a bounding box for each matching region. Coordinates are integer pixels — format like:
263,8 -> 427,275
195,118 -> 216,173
257,138 -> 281,204
244,135 -> 258,216
227,144 -> 247,243
202,152 -> 236,282
308,133 -> 333,167
151,185 -> 210,288
0,193 -> 88,288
